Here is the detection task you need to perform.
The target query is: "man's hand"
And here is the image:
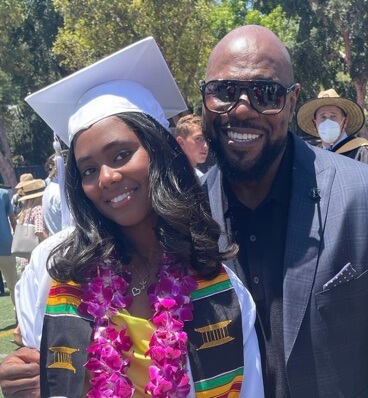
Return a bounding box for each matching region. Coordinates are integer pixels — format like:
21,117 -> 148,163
0,347 -> 40,398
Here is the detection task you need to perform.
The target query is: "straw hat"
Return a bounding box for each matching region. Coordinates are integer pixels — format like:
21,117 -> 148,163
297,89 -> 365,137
15,173 -> 34,189
18,179 -> 46,201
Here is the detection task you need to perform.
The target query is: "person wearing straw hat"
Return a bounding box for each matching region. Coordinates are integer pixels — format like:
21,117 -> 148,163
0,38 -> 264,398
12,173 -> 34,216
16,179 -> 48,269
17,179 -> 46,203
297,88 -> 368,162
15,173 -> 34,191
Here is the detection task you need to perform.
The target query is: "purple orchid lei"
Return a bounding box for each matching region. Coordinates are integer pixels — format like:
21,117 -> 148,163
78,254 -> 198,398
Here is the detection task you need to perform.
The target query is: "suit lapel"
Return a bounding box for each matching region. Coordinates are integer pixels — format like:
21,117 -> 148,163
283,136 -> 336,363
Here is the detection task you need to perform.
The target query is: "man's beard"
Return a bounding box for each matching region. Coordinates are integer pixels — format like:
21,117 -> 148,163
206,119 -> 287,183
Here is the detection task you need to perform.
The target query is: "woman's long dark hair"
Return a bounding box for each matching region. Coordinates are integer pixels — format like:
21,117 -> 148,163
48,112 -> 237,282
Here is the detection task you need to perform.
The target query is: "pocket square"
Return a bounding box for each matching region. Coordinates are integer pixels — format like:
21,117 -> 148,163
323,262 -> 357,290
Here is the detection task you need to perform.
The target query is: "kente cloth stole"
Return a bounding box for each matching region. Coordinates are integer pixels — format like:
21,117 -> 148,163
40,268 -> 244,398
40,282 -> 93,398
186,267 -> 244,397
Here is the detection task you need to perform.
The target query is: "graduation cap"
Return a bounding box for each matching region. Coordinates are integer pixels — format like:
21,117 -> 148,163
25,37 -> 187,146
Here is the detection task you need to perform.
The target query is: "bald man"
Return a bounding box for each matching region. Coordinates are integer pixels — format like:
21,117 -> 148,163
200,25 -> 368,397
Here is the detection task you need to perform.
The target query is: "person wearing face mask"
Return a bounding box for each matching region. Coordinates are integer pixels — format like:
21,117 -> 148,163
297,88 -> 368,162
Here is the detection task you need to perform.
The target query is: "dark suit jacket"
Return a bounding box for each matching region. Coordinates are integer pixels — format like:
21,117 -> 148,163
202,132 -> 368,397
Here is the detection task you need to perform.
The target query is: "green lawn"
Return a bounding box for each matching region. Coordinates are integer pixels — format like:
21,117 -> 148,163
0,288 -> 18,398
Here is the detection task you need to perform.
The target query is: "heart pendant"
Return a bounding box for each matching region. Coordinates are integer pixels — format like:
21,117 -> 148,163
132,287 -> 141,297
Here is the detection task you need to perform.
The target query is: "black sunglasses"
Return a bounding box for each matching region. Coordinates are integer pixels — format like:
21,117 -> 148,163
199,79 -> 296,115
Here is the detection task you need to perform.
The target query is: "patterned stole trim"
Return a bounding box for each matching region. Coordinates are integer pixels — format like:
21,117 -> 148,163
45,281 -> 92,320
41,281 -> 93,398
185,267 -> 244,397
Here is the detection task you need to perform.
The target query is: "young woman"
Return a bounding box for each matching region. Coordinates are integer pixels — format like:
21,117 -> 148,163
9,38 -> 264,398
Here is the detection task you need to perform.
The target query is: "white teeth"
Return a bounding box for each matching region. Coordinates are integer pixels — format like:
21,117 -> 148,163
110,190 -> 134,203
226,131 -> 260,142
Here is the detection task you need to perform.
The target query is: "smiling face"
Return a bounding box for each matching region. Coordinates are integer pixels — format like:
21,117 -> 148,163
203,26 -> 299,183
73,115 -> 155,230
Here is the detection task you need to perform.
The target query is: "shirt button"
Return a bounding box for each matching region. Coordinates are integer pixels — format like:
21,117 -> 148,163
254,276 -> 260,284
250,235 -> 257,242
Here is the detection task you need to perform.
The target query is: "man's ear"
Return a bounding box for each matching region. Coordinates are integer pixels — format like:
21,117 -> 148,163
342,116 -> 348,131
289,83 -> 301,122
176,136 -> 185,147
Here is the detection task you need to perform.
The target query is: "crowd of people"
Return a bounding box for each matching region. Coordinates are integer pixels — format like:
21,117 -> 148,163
0,24 -> 367,398
1,157 -> 64,346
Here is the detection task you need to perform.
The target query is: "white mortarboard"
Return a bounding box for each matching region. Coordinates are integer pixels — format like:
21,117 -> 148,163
25,37 -> 187,146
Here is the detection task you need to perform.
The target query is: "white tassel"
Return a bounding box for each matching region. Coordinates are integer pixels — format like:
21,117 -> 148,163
53,134 -> 72,228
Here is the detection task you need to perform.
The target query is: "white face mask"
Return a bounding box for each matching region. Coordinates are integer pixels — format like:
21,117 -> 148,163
317,119 -> 342,144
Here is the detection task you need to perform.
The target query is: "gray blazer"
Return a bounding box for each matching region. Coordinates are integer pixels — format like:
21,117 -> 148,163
202,132 -> 368,397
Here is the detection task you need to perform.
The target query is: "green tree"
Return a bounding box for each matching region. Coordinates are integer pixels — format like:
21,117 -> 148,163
0,0 -> 25,187
52,0 -> 137,70
311,0 -> 368,136
8,0 -> 66,164
208,0 -> 247,40
0,0 -> 65,187
245,5 -> 299,48
52,0 -> 215,108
